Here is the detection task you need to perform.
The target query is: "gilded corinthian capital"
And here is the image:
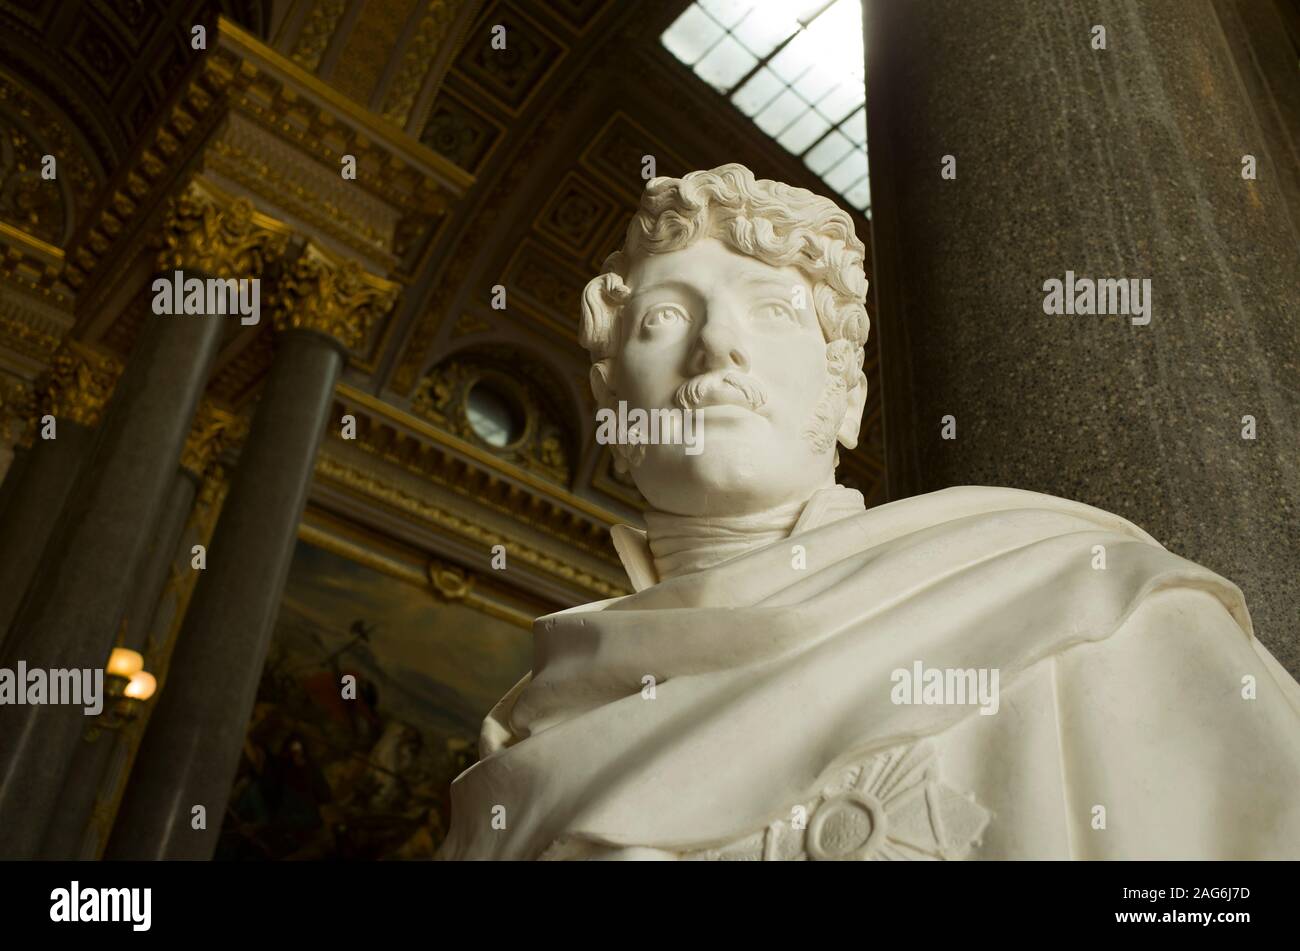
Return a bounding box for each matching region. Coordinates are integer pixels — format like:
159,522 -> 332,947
40,342 -> 124,428
157,178 -> 291,276
180,401 -> 245,479
272,243 -> 400,351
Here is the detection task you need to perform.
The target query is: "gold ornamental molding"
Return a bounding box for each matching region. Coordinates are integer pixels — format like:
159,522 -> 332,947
313,383 -> 634,603
296,515 -> 537,630
273,242 -> 401,350
156,177 -> 292,276
39,340 -> 124,430
0,220 -> 68,302
63,16 -> 472,314
0,220 -> 74,370
338,383 -> 624,529
314,452 -> 628,602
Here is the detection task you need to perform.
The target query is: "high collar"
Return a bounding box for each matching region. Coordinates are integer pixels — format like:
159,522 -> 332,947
610,484 -> 867,592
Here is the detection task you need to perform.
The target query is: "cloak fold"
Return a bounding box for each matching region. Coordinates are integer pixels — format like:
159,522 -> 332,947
438,486 -> 1300,860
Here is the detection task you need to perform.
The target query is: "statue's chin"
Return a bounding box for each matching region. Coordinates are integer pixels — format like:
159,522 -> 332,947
630,443 -> 830,517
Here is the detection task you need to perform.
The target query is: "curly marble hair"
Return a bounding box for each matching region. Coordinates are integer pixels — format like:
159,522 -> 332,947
579,163 -> 870,451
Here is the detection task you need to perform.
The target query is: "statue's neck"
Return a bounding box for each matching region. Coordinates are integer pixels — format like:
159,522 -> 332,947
642,496 -> 811,581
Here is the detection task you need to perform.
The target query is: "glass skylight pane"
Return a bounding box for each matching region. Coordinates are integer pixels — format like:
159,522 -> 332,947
699,0 -> 755,29
661,5 -> 726,65
791,60 -> 838,105
804,129 -> 853,174
806,0 -> 865,78
732,5 -> 800,59
843,175 -> 871,211
767,29 -> 819,82
824,147 -> 868,191
695,34 -> 758,90
815,81 -> 865,124
754,88 -> 808,136
777,109 -> 831,153
732,66 -> 785,116
841,106 -> 867,145
662,1 -> 872,216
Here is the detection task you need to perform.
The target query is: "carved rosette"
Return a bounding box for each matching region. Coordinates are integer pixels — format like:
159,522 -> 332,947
39,342 -> 124,429
180,401 -> 245,479
428,558 -> 474,602
156,178 -> 291,277
272,243 -> 400,351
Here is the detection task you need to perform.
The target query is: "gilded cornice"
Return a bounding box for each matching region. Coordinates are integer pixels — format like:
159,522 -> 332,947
63,54 -> 235,298
338,383 -> 622,530
316,383 -> 631,602
63,16 -> 471,311
156,177 -> 292,276
314,452 -> 628,602
180,401 -> 245,479
215,18 -> 471,206
39,340 -> 123,429
296,517 -> 536,630
0,220 -> 72,307
273,243 -> 401,350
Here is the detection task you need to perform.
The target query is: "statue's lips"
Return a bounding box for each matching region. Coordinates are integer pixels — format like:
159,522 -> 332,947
693,402 -> 766,421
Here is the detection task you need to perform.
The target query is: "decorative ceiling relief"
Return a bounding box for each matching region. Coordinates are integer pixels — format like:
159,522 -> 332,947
413,348 -> 575,486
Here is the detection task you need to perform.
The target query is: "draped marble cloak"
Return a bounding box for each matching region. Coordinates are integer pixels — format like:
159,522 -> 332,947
437,486 -> 1300,860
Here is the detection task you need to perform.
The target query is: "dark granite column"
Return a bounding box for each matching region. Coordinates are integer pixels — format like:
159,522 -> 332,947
0,183 -> 290,858
0,347 -> 119,646
865,0 -> 1300,670
107,244 -> 397,860
38,401 -> 240,859
0,445 -> 31,524
35,469 -> 200,859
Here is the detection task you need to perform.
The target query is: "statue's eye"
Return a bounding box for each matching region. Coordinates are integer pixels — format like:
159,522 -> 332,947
752,300 -> 798,324
642,304 -> 689,330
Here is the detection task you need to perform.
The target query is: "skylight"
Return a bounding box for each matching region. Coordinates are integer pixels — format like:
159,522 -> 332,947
661,0 -> 870,215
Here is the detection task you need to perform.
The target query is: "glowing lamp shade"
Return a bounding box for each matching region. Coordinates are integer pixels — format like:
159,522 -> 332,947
106,648 -> 144,678
124,671 -> 157,701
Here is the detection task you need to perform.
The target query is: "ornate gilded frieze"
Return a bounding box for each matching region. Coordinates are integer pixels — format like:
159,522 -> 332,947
64,18 -> 470,306
315,452 -> 626,601
273,243 -> 401,351
324,385 -> 627,596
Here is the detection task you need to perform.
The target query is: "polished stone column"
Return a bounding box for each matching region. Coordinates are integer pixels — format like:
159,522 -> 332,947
865,0 -> 1300,669
0,378 -> 33,502
0,444 -> 28,520
0,182 -> 290,858
0,345 -> 119,646
108,243 -> 397,860
37,403 -> 238,859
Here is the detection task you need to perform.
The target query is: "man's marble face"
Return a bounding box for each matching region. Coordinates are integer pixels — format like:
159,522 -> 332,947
613,237 -> 846,517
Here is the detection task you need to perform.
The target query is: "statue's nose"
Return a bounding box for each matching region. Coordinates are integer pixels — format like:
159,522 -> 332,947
689,307 -> 750,374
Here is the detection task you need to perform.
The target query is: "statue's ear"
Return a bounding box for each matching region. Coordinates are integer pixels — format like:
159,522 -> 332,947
836,371 -> 868,450
589,361 -> 615,409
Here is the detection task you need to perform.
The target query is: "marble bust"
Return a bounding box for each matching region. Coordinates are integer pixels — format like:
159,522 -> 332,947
438,164 -> 1300,860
